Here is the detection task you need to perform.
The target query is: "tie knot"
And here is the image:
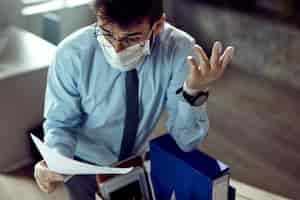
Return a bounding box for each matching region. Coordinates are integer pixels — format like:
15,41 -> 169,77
126,69 -> 138,84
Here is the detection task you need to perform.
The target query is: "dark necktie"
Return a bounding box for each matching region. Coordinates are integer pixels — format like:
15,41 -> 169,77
119,69 -> 139,161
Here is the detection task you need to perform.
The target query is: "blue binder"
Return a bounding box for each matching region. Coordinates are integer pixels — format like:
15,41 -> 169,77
149,134 -> 235,200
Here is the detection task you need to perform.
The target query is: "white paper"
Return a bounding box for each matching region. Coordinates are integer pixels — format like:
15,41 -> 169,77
213,174 -> 229,200
31,134 -> 133,175
170,191 -> 176,200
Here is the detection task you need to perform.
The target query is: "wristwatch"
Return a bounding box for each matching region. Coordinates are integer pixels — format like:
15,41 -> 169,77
176,86 -> 209,106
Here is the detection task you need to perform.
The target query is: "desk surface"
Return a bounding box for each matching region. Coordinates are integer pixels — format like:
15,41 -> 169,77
0,26 -> 56,79
230,179 -> 290,200
0,26 -> 56,172
96,161 -> 291,200
95,179 -> 290,200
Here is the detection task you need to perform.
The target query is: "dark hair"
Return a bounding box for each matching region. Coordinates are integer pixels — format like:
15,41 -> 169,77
94,0 -> 163,27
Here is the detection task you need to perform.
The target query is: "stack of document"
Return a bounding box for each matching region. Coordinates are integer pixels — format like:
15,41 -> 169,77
31,134 -> 133,175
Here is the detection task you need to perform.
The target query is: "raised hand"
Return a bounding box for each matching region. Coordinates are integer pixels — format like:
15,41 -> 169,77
186,41 -> 234,90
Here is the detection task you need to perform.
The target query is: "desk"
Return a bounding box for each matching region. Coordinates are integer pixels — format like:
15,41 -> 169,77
0,26 -> 55,77
95,161 -> 291,200
0,26 -> 56,172
95,179 -> 290,200
230,179 -> 290,200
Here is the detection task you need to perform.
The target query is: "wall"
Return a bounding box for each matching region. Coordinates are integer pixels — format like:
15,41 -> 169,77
24,3 -> 95,43
168,0 -> 300,91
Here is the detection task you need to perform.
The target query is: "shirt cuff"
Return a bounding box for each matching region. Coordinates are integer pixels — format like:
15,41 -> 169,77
175,83 -> 208,107
178,93 -> 208,110
183,81 -> 209,96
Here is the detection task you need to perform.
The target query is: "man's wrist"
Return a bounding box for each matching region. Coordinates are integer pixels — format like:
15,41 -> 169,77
183,81 -> 208,96
175,81 -> 209,107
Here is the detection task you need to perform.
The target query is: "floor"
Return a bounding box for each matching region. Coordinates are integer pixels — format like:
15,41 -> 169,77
200,68 -> 300,199
0,162 -> 290,200
0,67 -> 298,200
0,165 -> 69,200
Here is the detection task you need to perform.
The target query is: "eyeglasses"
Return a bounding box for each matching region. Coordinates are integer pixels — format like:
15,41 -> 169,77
94,23 -> 153,49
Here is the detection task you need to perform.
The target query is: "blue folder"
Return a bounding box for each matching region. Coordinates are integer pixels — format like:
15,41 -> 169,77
149,134 -> 235,200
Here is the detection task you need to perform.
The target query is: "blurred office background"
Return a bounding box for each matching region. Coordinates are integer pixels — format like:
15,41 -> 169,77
0,0 -> 299,199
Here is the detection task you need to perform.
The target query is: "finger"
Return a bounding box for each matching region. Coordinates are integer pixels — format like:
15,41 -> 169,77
194,45 -> 210,75
35,161 -> 64,183
194,44 -> 209,66
47,182 -> 59,193
47,171 -> 65,182
38,179 -> 59,194
39,162 -> 64,182
34,161 -> 45,182
220,46 -> 235,70
36,178 -> 50,193
42,183 -> 55,193
210,41 -> 222,70
34,161 -> 52,193
187,56 -> 199,75
40,160 -> 47,167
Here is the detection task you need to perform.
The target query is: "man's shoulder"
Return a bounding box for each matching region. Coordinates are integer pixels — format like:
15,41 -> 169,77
56,24 -> 97,56
50,24 -> 98,75
160,22 -> 195,48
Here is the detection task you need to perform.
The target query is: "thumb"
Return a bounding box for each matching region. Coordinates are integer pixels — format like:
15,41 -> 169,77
47,169 -> 65,182
187,56 -> 198,75
38,161 -> 64,182
50,173 -> 65,182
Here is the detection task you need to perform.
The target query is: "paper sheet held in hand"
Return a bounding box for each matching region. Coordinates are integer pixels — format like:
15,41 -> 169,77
31,134 -> 133,175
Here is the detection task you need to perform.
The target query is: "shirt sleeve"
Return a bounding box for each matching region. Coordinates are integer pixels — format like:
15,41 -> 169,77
166,37 -> 209,152
43,46 -> 83,158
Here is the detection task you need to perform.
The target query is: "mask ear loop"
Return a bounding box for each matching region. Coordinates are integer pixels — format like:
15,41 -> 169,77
94,23 -> 99,38
149,31 -> 155,50
149,20 -> 163,51
143,27 -> 155,55
146,24 -> 158,52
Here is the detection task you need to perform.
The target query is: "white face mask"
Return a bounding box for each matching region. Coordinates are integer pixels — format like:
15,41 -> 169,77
97,29 -> 151,71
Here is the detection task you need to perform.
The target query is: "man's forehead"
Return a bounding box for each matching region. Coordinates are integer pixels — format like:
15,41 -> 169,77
98,15 -> 150,33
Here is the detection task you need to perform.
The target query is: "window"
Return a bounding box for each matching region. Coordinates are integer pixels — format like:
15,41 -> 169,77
22,0 -> 92,16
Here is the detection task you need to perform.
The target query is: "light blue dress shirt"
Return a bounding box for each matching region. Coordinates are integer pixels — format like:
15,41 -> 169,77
43,22 -> 209,166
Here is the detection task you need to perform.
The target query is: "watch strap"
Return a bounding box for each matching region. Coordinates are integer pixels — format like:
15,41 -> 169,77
176,86 -> 209,106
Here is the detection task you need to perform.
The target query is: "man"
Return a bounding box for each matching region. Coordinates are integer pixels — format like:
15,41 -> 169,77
34,0 -> 234,199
